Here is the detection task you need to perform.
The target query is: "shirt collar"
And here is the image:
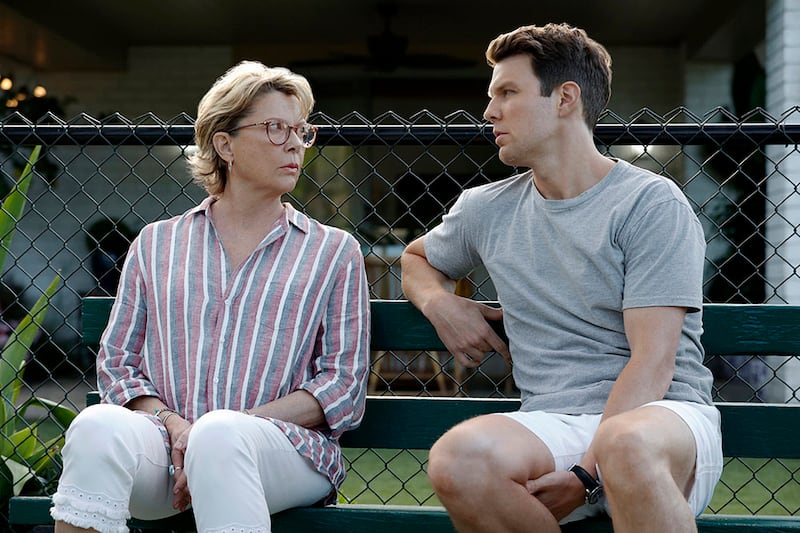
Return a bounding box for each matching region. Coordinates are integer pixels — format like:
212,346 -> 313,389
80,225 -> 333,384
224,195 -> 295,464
187,196 -> 309,234
184,196 -> 215,218
283,202 -> 309,234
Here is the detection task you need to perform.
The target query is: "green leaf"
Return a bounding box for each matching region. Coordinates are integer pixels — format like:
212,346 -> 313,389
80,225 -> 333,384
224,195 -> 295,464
0,145 -> 40,272
0,146 -> 43,429
0,431 -> 16,458
0,459 -> 14,501
3,456 -> 35,496
0,145 -> 71,501
28,433 -> 65,475
6,427 -> 39,462
2,396 -> 76,481
0,274 -> 61,431
18,396 -> 77,429
0,427 -> 42,495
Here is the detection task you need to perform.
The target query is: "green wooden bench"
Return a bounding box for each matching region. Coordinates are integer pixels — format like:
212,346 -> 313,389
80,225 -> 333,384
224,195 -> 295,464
9,297 -> 800,532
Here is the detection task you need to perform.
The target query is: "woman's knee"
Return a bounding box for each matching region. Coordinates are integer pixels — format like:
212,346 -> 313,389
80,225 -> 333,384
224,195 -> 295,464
60,403 -> 163,482
186,410 -> 252,469
65,404 -> 138,452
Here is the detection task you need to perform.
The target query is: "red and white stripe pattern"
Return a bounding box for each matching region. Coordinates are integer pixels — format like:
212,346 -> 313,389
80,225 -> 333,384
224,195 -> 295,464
97,197 -> 370,490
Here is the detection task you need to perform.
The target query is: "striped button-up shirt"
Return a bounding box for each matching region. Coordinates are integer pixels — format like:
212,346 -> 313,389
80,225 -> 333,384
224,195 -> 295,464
97,197 -> 370,495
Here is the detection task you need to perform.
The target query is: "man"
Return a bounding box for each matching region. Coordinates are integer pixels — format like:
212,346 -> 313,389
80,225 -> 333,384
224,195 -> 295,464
400,23 -> 722,533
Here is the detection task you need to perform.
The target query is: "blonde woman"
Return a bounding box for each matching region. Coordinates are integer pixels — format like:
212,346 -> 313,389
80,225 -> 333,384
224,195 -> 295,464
51,61 -> 370,533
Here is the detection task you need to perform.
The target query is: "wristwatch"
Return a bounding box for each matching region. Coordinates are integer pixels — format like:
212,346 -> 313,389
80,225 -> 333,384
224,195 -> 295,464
568,464 -> 604,505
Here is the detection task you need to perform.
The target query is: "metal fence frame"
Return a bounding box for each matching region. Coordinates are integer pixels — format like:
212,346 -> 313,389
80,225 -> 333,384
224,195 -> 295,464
1,107 -> 799,518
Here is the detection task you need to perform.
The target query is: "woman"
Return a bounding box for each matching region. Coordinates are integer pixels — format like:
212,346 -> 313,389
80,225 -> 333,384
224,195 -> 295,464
51,61 -> 370,532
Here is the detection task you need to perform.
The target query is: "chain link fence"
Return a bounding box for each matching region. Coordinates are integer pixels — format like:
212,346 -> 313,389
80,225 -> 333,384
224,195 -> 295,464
1,107 -> 799,520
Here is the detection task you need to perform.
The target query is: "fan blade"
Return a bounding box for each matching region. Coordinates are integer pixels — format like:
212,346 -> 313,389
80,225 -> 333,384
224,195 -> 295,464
401,54 -> 477,69
289,53 -> 369,69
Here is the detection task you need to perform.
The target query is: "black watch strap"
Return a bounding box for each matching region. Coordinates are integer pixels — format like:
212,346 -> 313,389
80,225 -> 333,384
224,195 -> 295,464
568,463 -> 604,505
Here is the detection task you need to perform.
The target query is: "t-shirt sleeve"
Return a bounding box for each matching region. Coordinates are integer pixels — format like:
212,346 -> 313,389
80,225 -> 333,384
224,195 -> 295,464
621,196 -> 706,313
422,189 -> 483,280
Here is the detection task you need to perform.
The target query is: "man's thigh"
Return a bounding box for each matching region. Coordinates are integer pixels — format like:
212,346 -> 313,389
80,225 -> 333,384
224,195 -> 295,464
498,411 -> 602,472
595,401 -> 721,516
492,410 -> 607,524
431,413 -> 559,482
635,401 -> 722,514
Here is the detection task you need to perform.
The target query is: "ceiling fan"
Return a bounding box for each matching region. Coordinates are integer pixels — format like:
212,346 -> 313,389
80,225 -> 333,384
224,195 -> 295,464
290,3 -> 475,73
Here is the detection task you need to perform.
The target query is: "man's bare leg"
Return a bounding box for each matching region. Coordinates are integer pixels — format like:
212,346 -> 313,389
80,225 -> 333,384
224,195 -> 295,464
427,415 -> 559,533
595,406 -> 698,533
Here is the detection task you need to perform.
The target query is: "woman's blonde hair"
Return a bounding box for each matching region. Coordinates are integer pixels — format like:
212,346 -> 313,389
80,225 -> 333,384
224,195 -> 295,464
187,61 -> 315,195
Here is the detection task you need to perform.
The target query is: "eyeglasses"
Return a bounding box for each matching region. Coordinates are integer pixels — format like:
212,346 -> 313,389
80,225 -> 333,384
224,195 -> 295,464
228,119 -> 318,148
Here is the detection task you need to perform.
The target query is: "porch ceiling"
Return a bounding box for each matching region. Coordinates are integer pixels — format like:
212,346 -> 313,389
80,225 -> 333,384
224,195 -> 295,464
0,0 -> 765,73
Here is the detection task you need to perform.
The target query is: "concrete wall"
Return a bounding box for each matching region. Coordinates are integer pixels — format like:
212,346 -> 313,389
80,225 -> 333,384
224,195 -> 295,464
765,0 -> 800,402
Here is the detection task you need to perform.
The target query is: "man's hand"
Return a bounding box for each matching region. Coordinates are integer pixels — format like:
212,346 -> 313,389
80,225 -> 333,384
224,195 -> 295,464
400,236 -> 510,367
525,470 -> 586,521
424,293 -> 510,367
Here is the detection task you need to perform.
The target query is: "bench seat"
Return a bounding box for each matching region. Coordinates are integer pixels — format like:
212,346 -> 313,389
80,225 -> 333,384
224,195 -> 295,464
8,298 -> 800,531
10,498 -> 800,532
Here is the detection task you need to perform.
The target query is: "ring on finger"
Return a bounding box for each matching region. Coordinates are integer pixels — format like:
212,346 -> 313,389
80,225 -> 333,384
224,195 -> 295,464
169,464 -> 183,476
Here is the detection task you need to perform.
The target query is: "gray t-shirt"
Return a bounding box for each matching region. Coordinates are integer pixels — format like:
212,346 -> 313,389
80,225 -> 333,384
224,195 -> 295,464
424,159 -> 714,414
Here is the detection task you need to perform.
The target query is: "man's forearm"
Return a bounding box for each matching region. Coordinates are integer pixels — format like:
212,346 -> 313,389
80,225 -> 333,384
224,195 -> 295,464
579,361 -> 673,478
602,359 -> 673,419
400,244 -> 455,313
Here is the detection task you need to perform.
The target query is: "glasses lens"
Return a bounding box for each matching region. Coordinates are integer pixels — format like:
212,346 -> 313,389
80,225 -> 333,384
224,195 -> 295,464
300,124 -> 317,148
265,121 -> 291,145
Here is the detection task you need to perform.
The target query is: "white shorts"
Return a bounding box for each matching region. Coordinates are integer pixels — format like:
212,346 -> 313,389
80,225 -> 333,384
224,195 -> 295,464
498,400 -> 723,523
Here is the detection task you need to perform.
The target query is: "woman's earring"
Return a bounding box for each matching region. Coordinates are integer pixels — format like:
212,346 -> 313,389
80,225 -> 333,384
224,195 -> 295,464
228,160 -> 233,173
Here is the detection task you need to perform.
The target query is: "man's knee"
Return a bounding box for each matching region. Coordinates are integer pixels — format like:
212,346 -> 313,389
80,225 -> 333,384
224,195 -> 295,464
428,420 -> 502,496
429,428 -> 474,495
593,411 -> 681,489
428,415 -> 546,498
594,415 -> 651,461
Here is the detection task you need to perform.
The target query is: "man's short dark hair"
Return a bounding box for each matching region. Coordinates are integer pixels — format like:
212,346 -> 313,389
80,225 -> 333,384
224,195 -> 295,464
486,23 -> 612,129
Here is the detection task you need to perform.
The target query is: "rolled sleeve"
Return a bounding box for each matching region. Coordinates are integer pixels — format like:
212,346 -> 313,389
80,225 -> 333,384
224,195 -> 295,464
96,237 -> 160,405
300,243 -> 370,439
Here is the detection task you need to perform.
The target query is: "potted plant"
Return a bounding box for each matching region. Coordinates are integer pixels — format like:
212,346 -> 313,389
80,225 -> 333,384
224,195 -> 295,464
0,145 -> 75,505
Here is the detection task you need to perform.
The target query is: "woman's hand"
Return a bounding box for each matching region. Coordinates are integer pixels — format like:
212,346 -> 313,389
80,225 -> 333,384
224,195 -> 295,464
164,416 -> 193,511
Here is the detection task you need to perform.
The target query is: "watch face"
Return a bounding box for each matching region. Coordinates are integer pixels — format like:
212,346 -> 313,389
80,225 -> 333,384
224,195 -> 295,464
587,486 -> 603,505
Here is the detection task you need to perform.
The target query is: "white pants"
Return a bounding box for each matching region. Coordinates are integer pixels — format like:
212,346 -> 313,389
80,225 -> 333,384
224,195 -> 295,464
51,404 -> 332,533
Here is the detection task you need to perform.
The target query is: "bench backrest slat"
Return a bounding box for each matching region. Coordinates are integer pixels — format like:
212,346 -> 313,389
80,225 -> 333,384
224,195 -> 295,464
81,297 -> 800,458
82,297 -> 115,346
85,298 -> 800,355
339,396 -> 800,458
702,304 -> 800,355
340,397 -> 519,449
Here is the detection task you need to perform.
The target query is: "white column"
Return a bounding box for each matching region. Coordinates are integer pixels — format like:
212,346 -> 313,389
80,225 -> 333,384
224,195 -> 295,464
765,0 -> 800,401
